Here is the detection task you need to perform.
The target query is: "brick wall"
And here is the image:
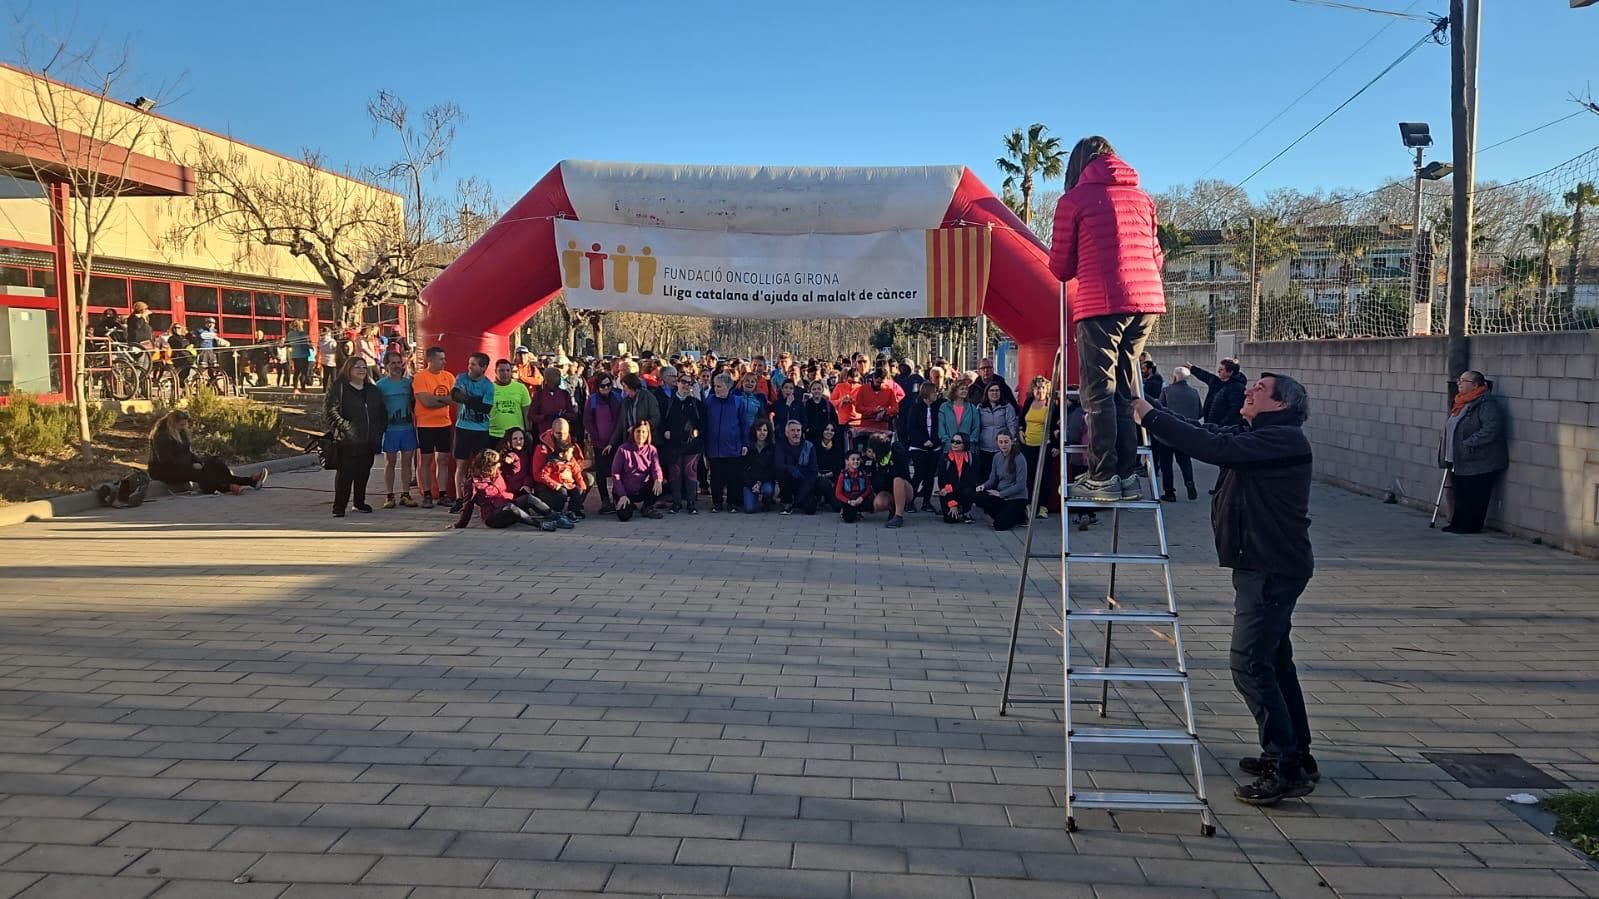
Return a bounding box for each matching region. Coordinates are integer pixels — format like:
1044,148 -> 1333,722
1151,332 -> 1599,556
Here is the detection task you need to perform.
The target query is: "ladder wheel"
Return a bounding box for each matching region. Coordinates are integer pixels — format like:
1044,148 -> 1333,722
1200,823 -> 1217,837
1065,816 -> 1077,833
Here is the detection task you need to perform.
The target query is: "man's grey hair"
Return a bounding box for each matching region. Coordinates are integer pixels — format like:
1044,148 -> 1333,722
1172,366 -> 1190,382
1260,371 -> 1309,419
659,365 -> 677,381
713,373 -> 734,390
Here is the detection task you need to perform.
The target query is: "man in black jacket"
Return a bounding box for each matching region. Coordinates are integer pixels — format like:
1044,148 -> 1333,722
1136,371 -> 1316,807
1188,358 -> 1248,427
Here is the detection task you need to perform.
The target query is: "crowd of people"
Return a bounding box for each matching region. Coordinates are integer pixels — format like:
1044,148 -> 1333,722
315,345 -> 1156,529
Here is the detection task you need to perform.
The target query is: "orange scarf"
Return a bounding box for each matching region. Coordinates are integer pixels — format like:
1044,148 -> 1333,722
1450,383 -> 1486,415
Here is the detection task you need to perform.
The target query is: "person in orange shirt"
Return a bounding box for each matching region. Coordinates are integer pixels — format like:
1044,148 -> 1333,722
749,356 -> 779,404
412,346 -> 456,509
514,347 -> 543,391
852,369 -> 901,436
830,369 -> 863,429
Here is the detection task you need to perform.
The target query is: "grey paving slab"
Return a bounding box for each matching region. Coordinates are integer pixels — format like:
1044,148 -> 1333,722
1,467 -> 1595,897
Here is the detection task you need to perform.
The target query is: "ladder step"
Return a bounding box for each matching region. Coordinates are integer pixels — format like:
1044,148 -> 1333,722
1066,552 -> 1169,564
1069,666 -> 1187,683
1070,726 -> 1198,746
1071,790 -> 1209,812
1067,609 -> 1177,623
1063,445 -> 1154,457
1061,499 -> 1164,511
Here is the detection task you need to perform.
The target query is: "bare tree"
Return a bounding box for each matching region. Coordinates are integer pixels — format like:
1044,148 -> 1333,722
2,30 -> 174,458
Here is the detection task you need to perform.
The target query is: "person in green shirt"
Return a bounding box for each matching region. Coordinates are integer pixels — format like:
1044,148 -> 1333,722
488,358 -> 532,439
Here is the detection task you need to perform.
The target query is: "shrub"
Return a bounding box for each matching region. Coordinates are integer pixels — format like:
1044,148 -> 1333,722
187,388 -> 284,459
1544,792 -> 1599,859
0,394 -> 117,456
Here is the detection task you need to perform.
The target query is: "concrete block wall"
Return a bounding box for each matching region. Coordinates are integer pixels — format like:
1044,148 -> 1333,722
1151,331 -> 1599,557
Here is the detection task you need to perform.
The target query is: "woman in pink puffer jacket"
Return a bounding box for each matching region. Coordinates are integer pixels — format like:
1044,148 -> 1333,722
1047,137 -> 1167,504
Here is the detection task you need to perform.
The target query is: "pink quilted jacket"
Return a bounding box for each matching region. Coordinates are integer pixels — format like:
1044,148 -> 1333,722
1047,155 -> 1167,325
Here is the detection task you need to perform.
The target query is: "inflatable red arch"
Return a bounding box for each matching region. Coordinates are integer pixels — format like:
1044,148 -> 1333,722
422,161 -> 1073,381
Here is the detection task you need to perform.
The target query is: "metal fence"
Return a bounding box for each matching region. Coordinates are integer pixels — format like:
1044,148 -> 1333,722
1148,146 -> 1599,345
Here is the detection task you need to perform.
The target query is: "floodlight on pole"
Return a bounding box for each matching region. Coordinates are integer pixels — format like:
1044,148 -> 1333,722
1401,121 -> 1447,329
1420,161 -> 1454,181
1398,122 -> 1433,148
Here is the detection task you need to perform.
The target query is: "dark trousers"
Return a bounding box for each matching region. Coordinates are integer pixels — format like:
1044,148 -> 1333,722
333,445 -> 376,511
814,474 -> 839,511
616,485 -> 658,521
191,457 -> 253,494
592,448 -> 616,505
974,492 -> 1027,531
665,452 -> 700,509
909,447 -> 938,501
291,358 -> 312,388
1153,442 -> 1194,493
535,483 -> 588,515
1076,313 -> 1156,481
840,502 -> 868,522
1230,569 -> 1313,769
941,488 -> 975,521
1449,470 -> 1499,533
974,449 -> 995,487
708,456 -> 741,509
777,470 -> 815,511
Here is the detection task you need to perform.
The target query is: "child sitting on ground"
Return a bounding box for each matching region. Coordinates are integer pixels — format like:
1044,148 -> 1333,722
834,449 -> 874,523
453,449 -> 559,531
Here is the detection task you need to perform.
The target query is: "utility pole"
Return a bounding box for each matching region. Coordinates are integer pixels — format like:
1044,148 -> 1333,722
977,314 -> 989,363
1247,216 -> 1260,341
1445,0 -> 1480,393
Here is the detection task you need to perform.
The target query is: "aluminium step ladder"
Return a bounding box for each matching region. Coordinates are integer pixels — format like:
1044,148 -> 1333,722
997,292 -> 1215,837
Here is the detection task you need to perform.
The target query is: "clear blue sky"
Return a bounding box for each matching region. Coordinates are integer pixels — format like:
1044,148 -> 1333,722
13,0 -> 1599,206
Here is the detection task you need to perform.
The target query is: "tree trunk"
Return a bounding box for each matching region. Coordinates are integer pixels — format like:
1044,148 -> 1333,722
74,272 -> 94,460
1020,172 -> 1033,225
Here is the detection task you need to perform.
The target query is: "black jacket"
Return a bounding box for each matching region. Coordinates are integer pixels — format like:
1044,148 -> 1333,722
814,438 -> 846,479
325,378 -> 387,448
1142,407 -> 1314,579
741,439 -> 778,485
1142,371 -> 1163,402
1191,365 -> 1248,427
802,396 -> 837,445
660,393 -> 704,457
936,451 -> 980,502
149,429 -> 201,484
901,398 -> 943,450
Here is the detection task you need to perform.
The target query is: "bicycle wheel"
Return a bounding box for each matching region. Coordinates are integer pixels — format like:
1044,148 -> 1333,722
209,370 -> 235,397
109,360 -> 137,401
152,370 -> 179,407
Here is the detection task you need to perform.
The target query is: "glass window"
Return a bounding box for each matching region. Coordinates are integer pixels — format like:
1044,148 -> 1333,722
185,285 -> 218,313
316,299 -> 333,324
88,275 -> 129,309
221,316 -> 252,338
131,280 -> 172,310
32,268 -> 56,296
254,291 -> 282,317
285,295 -> 309,319
1,265 -> 28,287
150,312 -> 173,332
222,289 -> 252,316
256,319 -> 283,338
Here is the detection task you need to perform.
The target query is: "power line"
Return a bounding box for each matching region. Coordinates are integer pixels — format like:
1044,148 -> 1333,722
1200,0 -> 1423,177
1475,111 -> 1588,155
1283,0 -> 1437,21
1236,25 -> 1444,189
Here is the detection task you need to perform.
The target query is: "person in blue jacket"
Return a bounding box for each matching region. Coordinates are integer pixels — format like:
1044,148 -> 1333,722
774,419 -> 819,514
701,373 -> 745,513
733,371 -> 770,438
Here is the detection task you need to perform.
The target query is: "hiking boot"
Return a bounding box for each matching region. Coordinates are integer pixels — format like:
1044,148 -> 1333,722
597,502 -> 616,515
382,497 -> 397,510
920,499 -> 936,513
552,515 -> 575,530
1067,476 -> 1121,503
1186,481 -> 1198,500
1240,754 -> 1320,782
399,493 -> 418,508
1119,474 -> 1143,500
642,507 -> 663,520
353,503 -> 373,514
1233,766 -> 1315,806
537,519 -> 558,532
571,508 -> 586,520
687,506 -> 699,515
1161,491 -> 1177,503
1037,508 -> 1048,519
332,508 -> 345,518
420,493 -> 435,509
885,515 -> 904,529
448,499 -> 464,515
558,513 -> 578,527
251,470 -> 269,490
781,504 -> 793,515
710,504 -> 723,513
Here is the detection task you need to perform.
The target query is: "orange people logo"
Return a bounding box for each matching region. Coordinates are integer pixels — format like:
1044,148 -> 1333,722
562,241 -> 659,295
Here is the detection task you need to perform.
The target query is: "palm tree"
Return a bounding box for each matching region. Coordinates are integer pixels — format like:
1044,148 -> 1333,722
1225,217 -> 1299,339
1496,254 -> 1539,332
1327,228 -> 1370,336
1527,212 -> 1571,303
996,124 -> 1065,225
1562,182 -> 1598,320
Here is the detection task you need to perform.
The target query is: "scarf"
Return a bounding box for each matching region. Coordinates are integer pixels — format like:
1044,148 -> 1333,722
1450,383 -> 1487,415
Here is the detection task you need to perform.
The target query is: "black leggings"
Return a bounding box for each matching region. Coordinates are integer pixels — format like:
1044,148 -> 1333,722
909,447 -> 938,501
1450,470 -> 1500,533
333,445 -> 376,511
186,457 -> 253,495
708,456 -> 741,508
291,358 -> 312,388
536,484 -> 589,515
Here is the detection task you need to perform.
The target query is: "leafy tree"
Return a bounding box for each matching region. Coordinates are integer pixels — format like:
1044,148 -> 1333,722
1157,223 -> 1192,263
1527,212 -> 1571,297
996,124 -> 1064,226
1326,229 -> 1371,335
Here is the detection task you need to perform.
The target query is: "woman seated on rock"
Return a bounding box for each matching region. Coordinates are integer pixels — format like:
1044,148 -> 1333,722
148,409 -> 266,495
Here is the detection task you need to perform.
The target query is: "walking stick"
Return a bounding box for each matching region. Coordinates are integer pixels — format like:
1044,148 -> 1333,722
1428,468 -> 1450,528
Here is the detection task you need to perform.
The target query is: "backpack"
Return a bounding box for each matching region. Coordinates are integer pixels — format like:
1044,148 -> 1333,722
96,471 -> 151,509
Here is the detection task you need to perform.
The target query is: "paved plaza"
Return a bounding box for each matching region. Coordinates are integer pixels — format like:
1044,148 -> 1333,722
1,462 -> 1596,899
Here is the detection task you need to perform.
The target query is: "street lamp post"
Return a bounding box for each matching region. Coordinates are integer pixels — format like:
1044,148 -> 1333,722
1399,122 -> 1454,335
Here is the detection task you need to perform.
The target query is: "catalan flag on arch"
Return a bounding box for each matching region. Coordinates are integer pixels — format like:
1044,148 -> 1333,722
924,225 -> 992,318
